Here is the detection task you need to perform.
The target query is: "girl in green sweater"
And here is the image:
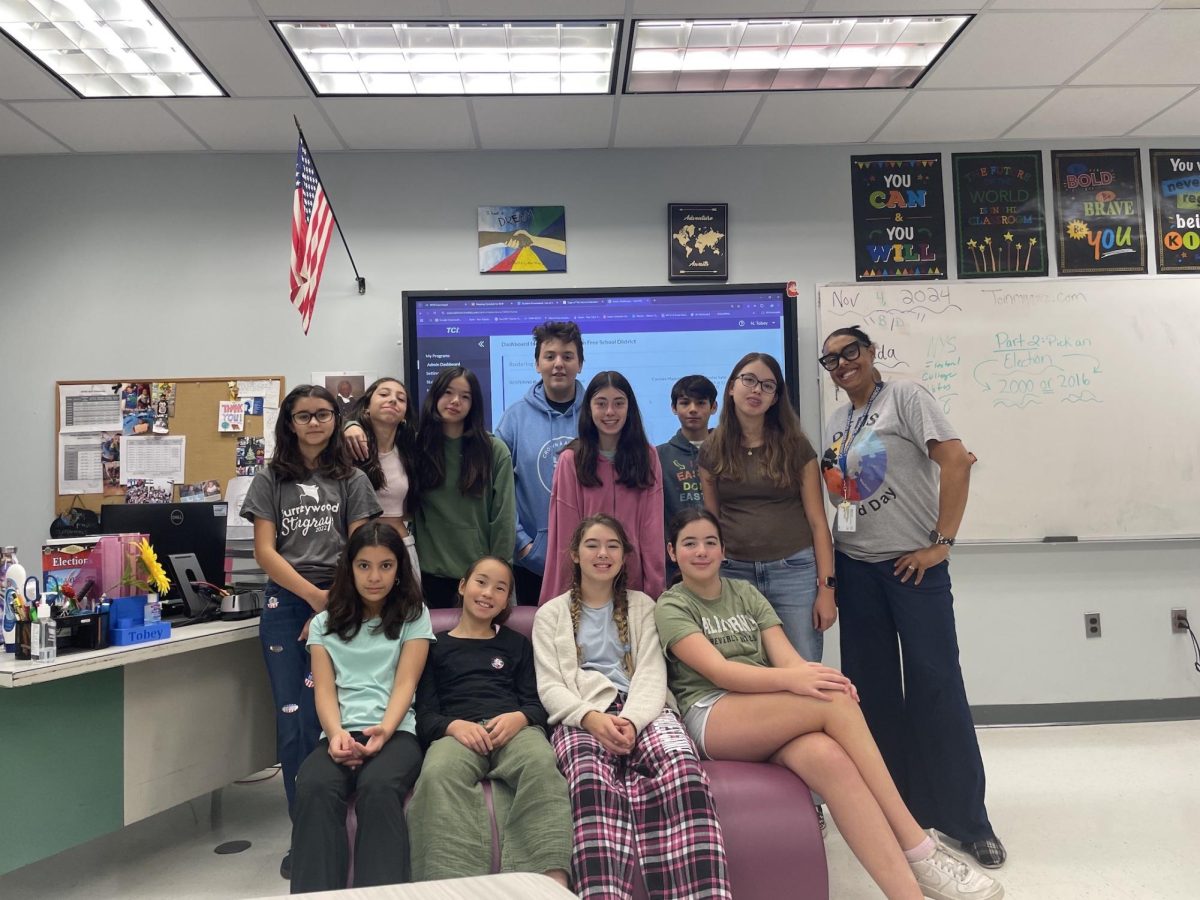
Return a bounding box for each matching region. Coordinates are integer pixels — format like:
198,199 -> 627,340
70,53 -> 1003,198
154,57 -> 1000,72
412,366 -> 516,607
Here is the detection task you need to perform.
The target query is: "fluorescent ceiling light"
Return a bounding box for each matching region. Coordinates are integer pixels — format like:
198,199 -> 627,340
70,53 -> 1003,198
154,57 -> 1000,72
0,0 -> 223,97
275,21 -> 619,96
626,15 -> 969,93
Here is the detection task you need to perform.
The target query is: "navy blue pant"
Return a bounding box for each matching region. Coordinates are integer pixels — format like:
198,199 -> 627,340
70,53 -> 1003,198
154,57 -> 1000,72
260,583 -> 322,821
835,552 -> 995,843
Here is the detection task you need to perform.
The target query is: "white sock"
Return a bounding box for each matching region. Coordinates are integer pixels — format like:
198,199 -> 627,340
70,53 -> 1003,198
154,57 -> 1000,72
904,835 -> 936,863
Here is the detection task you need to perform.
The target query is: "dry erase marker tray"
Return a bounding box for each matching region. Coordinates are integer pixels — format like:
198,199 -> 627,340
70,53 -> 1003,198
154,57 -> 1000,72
107,596 -> 172,646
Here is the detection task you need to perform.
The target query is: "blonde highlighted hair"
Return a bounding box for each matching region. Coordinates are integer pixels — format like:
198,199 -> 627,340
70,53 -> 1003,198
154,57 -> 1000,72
568,514 -> 634,676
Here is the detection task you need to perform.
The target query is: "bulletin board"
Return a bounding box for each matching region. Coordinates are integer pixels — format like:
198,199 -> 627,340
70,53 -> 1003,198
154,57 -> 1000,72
54,376 -> 285,515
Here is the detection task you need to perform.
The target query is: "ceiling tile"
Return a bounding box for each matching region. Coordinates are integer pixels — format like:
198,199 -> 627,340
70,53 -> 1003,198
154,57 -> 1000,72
743,90 -> 905,145
990,0 -> 1155,8
1131,89 -> 1200,137
1005,86 -> 1190,139
320,98 -> 476,150
0,105 -> 69,154
0,35 -> 74,100
448,1 -> 625,15
156,0 -> 257,16
176,19 -> 307,97
11,100 -> 206,152
1073,11 -> 1200,85
809,1 -> 985,11
257,1 -> 444,15
875,88 -> 1052,143
921,11 -> 1144,88
614,94 -> 760,148
473,96 -> 613,149
164,99 -> 342,151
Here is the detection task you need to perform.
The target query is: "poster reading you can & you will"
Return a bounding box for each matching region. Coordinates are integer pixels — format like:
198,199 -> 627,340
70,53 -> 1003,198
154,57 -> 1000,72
850,154 -> 947,282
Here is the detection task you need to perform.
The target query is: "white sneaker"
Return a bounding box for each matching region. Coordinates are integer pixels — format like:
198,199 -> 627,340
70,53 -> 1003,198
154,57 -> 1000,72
910,834 -> 1004,900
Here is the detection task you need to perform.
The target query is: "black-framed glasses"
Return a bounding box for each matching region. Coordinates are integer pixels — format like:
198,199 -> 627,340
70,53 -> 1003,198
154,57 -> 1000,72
292,409 -> 336,424
819,342 -> 867,372
736,372 -> 778,394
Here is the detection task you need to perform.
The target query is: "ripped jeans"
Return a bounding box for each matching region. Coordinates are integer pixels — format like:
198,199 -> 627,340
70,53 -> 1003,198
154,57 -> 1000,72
260,582 -> 323,821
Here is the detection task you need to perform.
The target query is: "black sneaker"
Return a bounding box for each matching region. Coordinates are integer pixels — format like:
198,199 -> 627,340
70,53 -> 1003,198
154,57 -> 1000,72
280,850 -> 292,880
961,836 -> 1006,868
814,804 -> 827,839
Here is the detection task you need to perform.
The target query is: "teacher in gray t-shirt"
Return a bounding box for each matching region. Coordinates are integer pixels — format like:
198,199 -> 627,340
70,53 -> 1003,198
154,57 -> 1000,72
817,325 -> 1006,871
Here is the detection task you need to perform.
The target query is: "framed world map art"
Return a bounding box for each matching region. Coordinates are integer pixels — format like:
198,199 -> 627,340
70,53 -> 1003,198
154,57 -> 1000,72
668,203 -> 728,281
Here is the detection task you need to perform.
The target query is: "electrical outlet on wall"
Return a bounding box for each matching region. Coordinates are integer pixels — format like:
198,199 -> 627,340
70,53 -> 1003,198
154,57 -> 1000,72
1085,612 -> 1101,638
1171,609 -> 1189,634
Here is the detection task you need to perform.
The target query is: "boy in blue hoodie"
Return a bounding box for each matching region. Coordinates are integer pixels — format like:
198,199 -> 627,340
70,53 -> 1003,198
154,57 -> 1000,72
496,321 -> 584,604
656,375 -> 717,584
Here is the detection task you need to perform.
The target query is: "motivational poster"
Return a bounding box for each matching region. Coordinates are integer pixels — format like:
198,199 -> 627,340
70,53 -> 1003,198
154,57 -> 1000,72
952,151 -> 1047,278
1150,149 -> 1200,273
1051,149 -> 1147,276
850,154 -> 947,282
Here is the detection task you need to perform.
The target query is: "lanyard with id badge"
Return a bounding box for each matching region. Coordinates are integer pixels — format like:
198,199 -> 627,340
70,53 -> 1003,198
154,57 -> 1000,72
836,383 -> 882,533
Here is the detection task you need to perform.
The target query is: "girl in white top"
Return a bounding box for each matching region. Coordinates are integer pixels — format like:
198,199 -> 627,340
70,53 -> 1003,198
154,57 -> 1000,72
533,514 -> 730,899
344,377 -> 420,574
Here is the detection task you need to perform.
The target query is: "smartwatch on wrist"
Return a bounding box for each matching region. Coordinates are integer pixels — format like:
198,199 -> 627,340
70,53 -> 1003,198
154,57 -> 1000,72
822,575 -> 837,589
928,529 -> 956,547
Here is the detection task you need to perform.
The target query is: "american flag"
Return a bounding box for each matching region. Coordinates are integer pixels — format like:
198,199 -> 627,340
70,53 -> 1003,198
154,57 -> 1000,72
290,138 -> 334,334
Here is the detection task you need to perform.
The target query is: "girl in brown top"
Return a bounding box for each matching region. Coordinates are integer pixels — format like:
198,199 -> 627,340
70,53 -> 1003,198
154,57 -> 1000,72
699,352 -> 836,663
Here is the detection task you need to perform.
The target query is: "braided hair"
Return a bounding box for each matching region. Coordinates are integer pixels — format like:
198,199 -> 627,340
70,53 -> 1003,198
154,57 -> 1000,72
568,514 -> 634,676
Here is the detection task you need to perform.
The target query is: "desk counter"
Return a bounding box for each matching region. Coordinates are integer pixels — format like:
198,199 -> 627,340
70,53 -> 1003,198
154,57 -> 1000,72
0,616 -> 275,875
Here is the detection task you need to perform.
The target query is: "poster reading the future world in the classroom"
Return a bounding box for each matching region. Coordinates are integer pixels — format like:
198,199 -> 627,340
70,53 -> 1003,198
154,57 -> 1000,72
952,151 -> 1047,279
1150,149 -> 1200,274
1051,149 -> 1147,276
850,153 -> 946,282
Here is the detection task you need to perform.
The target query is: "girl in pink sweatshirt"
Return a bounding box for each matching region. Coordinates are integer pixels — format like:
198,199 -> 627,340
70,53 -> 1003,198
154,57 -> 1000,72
539,371 -> 664,604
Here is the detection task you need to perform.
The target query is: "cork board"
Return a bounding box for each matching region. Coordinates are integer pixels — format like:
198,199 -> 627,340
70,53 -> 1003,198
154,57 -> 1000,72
55,376 -> 284,515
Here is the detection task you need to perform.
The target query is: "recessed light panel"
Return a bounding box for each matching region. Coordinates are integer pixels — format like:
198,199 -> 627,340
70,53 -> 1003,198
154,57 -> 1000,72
275,21 -> 619,96
0,0 -> 223,97
627,16 -> 970,93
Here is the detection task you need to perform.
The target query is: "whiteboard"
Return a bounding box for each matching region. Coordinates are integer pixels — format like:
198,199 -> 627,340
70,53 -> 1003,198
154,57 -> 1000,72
816,278 -> 1200,542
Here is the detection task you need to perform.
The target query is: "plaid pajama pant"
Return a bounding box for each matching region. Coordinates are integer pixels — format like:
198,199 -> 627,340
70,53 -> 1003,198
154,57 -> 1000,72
551,705 -> 732,900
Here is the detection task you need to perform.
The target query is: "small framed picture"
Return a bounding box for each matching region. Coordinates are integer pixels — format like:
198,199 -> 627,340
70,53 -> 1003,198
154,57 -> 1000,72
668,203 -> 728,281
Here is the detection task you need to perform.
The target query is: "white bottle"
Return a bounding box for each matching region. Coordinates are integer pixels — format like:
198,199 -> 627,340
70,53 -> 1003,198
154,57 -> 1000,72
3,549 -> 24,653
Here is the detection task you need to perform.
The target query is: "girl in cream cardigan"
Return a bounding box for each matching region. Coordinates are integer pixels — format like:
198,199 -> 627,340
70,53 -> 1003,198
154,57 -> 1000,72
533,514 -> 731,900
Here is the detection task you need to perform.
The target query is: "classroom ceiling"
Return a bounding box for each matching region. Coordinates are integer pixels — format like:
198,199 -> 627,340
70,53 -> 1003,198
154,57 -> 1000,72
2,0 -> 1199,155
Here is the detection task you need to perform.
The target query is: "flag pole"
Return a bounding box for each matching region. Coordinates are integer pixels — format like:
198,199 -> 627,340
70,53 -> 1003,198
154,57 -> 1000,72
294,116 -> 366,295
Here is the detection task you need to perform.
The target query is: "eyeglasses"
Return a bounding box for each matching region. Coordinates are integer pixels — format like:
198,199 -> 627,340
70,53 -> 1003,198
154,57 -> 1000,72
819,342 -> 867,372
736,373 -> 778,394
292,409 -> 335,424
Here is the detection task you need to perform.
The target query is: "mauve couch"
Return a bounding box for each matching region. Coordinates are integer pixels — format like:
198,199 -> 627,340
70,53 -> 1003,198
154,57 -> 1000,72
346,605 -> 828,899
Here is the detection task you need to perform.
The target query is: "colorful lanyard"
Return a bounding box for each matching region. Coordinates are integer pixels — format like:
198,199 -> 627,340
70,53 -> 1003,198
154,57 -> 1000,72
837,382 -> 883,499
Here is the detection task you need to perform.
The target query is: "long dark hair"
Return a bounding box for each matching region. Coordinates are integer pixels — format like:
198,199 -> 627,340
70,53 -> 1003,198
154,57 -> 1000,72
568,371 -> 653,489
568,514 -> 633,675
704,352 -> 811,489
348,377 -> 418,497
415,367 -> 493,497
270,384 -> 354,482
325,522 -> 424,641
456,555 -> 515,626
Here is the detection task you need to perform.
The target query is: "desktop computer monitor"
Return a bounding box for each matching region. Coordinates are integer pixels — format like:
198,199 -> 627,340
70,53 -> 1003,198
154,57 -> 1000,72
99,502 -> 228,614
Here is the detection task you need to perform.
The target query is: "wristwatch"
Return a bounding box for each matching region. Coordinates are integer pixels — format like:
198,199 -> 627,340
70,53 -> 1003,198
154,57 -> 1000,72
822,575 -> 837,589
928,529 -> 956,547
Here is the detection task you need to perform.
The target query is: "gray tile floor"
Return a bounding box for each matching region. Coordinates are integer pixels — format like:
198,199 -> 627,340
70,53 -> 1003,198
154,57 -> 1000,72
3,720 -> 1198,898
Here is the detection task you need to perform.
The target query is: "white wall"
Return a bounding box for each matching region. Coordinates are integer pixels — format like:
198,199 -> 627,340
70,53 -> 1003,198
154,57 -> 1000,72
3,143 -> 1198,709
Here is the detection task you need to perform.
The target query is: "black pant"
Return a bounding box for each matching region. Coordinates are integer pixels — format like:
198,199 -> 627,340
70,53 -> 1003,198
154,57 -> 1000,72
512,564 -> 542,607
290,732 -> 423,893
420,573 -> 462,609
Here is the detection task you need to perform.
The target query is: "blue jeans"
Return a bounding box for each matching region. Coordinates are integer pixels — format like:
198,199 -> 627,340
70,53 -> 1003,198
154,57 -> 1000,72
835,551 -> 994,842
260,582 -> 322,822
722,547 -> 821,661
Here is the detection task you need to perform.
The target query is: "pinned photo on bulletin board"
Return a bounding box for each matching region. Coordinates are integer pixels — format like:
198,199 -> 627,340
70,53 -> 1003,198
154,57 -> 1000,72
952,151 -> 1047,278
668,204 -> 729,281
1150,149 -> 1200,274
1051,149 -> 1147,276
850,154 -> 947,281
